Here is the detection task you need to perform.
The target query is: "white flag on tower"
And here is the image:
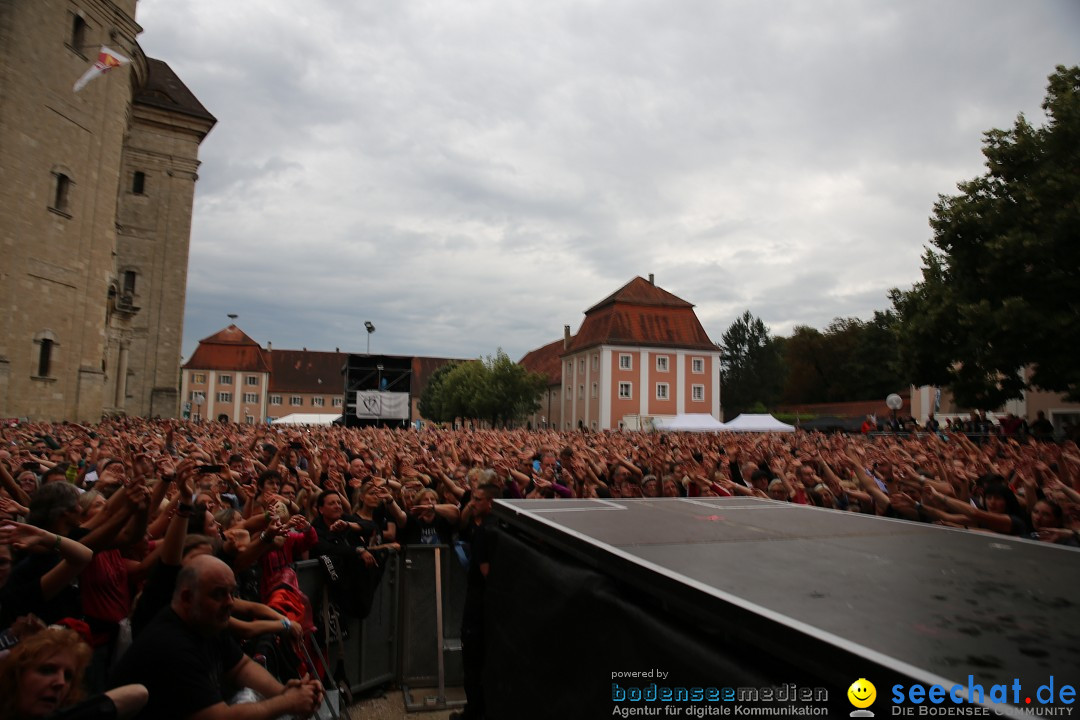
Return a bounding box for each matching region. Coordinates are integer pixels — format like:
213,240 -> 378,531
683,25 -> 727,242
73,46 -> 131,92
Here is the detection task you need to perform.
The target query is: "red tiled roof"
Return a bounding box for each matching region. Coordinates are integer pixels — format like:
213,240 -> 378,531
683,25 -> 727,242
565,277 -> 716,354
585,276 -> 694,313
182,325 -> 271,373
519,339 -> 565,386
268,350 -> 347,393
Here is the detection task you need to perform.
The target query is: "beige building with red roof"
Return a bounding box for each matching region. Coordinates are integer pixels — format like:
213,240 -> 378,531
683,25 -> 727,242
522,276 -> 722,431
181,325 -> 459,424
180,325 -> 272,422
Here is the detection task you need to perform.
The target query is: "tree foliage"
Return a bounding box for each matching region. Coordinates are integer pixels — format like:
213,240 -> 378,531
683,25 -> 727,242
890,65 -> 1080,407
720,311 -> 786,419
782,312 -> 905,404
417,350 -> 548,427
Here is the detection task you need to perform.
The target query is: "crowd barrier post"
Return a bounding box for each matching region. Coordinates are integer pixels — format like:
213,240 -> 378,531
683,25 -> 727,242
399,544 -> 467,712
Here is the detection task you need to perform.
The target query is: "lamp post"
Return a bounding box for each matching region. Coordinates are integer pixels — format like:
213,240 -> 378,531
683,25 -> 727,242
364,321 -> 375,355
377,364 -> 384,392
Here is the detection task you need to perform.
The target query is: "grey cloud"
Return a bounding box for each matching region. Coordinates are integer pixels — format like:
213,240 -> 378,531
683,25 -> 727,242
134,0 -> 1079,364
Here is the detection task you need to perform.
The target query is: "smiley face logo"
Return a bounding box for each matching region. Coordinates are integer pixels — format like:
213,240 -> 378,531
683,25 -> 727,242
847,678 -> 876,709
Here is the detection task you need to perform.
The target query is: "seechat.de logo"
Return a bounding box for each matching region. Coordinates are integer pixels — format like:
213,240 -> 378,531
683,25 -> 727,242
848,678 -> 877,717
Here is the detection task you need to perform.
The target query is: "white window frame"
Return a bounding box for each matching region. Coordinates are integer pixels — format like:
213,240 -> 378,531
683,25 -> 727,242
656,382 -> 670,400
578,384 -> 584,399
691,357 -> 705,374
192,373 -> 206,384
270,395 -> 282,406
242,393 -> 259,403
591,382 -> 598,398
566,385 -> 572,399
619,354 -> 632,370
618,382 -> 632,399
592,354 -> 599,371
216,392 -> 232,402
290,396 -> 303,406
332,397 -> 343,407
691,384 -> 705,402
246,375 -> 259,386
313,397 -> 325,407
656,355 -> 669,372
579,358 -> 585,373
218,374 -> 232,385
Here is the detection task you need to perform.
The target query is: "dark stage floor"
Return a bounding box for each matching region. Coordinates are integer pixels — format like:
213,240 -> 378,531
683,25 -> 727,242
494,497 -> 1079,713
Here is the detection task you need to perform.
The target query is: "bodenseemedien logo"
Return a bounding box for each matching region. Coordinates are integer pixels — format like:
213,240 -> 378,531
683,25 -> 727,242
848,678 -> 877,717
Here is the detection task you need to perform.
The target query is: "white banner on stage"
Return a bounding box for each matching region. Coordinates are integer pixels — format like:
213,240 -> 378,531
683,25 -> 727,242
355,391 -> 409,419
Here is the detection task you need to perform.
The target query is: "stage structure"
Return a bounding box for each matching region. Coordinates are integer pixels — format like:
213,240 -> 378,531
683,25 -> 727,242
487,497 -> 1079,720
343,354 -> 413,427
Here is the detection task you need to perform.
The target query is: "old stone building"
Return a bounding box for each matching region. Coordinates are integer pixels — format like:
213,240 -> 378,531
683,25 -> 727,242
0,0 -> 214,421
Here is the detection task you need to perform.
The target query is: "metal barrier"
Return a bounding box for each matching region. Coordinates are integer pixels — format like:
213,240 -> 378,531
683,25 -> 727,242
398,544 -> 468,712
294,555 -> 399,695
292,544 -> 467,710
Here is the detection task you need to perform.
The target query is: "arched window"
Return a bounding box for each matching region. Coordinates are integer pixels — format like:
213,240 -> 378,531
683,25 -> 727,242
33,331 -> 59,379
52,172 -> 72,214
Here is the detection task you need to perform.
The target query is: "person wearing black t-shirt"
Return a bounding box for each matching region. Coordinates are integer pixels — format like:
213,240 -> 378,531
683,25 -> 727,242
450,483 -> 497,720
110,554 -> 321,720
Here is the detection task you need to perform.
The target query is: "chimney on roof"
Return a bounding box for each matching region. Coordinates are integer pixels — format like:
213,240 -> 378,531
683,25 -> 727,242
267,341 -> 272,351
335,347 -> 340,353
648,273 -> 655,285
563,325 -> 571,350
302,347 -> 307,351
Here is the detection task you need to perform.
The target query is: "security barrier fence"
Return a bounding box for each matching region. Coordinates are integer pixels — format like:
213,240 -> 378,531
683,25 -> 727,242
294,543 -> 467,711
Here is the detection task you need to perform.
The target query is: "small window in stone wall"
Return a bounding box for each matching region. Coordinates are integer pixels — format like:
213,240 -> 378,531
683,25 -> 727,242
38,339 -> 54,377
132,171 -> 146,195
51,173 -> 72,215
70,14 -> 88,55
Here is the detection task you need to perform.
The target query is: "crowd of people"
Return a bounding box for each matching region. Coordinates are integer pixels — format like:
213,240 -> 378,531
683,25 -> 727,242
0,416 -> 1077,718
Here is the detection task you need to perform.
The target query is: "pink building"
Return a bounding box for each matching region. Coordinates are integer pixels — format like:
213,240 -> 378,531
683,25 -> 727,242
556,276 -> 722,431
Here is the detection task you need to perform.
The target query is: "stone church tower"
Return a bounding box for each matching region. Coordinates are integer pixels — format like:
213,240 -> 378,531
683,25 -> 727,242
0,0 -> 214,421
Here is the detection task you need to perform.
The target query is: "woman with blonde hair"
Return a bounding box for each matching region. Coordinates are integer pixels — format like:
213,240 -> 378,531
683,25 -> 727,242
0,626 -> 147,719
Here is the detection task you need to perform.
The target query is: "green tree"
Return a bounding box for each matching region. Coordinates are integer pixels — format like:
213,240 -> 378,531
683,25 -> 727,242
416,350 -> 547,426
782,314 -> 904,405
417,361 -> 460,423
720,311 -> 786,419
891,65 -> 1080,407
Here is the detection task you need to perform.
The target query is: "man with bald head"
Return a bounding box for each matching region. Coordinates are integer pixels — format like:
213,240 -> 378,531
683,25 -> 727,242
110,554 -> 322,719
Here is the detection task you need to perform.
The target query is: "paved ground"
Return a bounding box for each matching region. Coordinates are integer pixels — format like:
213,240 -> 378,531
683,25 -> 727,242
346,685 -> 465,720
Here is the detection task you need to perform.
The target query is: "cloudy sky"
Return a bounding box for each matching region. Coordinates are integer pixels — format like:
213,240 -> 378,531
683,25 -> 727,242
135,0 -> 1079,362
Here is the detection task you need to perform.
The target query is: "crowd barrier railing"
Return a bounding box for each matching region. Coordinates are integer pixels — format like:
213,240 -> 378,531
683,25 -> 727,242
292,542 -> 467,709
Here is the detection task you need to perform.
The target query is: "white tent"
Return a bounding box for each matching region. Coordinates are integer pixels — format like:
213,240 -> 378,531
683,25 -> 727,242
653,413 -> 728,432
270,413 -> 342,425
722,413 -> 796,433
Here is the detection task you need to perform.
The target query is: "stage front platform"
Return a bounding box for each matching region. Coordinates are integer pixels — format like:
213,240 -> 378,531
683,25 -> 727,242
484,497 -> 1079,719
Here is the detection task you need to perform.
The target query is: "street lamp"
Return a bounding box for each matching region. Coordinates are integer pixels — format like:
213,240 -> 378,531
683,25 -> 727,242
364,321 -> 375,355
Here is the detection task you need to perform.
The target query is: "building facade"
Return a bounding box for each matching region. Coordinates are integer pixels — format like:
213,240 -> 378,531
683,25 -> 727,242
0,0 -> 213,421
181,325 -> 458,424
544,276 -> 722,431
518,339 -> 564,430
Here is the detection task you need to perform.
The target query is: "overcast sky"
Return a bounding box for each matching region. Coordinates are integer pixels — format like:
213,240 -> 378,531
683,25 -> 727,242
135,0 -> 1079,363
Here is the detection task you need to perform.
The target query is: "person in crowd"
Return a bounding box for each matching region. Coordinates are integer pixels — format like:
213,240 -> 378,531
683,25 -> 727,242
110,554 -> 322,720
0,626 -> 148,720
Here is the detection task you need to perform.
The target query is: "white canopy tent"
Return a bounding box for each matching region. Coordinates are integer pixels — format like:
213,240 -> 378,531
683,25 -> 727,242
722,413 -> 796,433
270,413 -> 342,426
653,413 -> 728,432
